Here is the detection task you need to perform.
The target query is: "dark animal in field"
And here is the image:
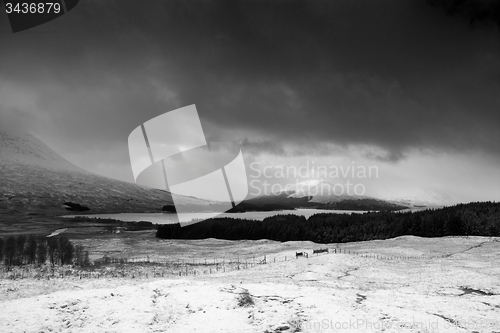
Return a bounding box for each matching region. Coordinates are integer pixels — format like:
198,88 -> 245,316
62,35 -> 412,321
313,248 -> 329,254
296,251 -> 308,258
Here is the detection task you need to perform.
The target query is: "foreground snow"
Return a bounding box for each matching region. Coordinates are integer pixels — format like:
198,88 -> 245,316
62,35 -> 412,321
1,236 -> 499,333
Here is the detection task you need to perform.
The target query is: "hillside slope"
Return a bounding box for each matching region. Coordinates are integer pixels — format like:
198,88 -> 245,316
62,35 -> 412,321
0,131 -> 204,218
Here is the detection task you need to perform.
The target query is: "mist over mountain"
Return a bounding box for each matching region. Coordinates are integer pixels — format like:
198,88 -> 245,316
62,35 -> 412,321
384,190 -> 453,208
0,131 -> 204,220
285,179 -> 368,202
231,179 -> 408,212
284,179 -> 452,209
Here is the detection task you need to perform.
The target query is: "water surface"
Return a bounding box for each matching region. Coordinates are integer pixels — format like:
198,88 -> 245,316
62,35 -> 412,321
63,209 -> 368,225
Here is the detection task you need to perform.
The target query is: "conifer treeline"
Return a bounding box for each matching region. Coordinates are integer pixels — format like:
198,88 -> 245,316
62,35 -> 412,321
156,202 -> 500,243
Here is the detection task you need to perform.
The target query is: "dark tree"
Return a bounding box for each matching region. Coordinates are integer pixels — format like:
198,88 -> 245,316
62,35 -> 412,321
58,236 -> 74,265
25,235 -> 38,264
0,238 -> 4,262
75,245 -> 89,267
47,237 -> 59,266
37,240 -> 48,266
4,236 -> 17,269
15,235 -> 26,265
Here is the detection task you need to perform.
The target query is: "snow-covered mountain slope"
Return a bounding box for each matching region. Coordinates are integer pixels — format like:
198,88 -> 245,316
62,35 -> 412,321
283,180 -> 452,209
242,179 -> 407,211
385,190 -> 453,208
285,179 -> 367,203
0,131 -> 204,217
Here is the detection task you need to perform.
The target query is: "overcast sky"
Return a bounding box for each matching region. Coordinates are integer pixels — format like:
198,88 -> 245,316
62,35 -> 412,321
1,0 -> 500,203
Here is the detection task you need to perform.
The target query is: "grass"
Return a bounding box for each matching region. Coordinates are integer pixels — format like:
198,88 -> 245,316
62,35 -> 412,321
237,290 -> 255,307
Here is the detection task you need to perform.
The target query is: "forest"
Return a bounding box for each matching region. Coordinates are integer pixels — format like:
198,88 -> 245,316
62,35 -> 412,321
156,202 -> 500,243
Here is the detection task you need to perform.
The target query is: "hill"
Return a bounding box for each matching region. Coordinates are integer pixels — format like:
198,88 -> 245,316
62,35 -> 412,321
229,180 -> 407,212
0,131 -> 204,220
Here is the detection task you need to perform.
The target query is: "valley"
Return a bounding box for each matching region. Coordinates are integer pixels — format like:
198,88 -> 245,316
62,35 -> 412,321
1,131 -> 499,333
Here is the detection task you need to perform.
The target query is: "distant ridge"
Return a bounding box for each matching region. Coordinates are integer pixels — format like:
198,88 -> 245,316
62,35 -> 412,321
231,179 -> 408,212
0,131 -> 205,219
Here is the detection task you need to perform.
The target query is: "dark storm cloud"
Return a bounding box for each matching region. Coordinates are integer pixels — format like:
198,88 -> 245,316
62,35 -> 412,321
427,0 -> 500,27
1,0 -> 500,173
240,138 -> 287,156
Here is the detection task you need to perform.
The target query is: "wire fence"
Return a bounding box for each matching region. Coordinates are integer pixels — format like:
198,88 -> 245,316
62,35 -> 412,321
0,247 -> 449,280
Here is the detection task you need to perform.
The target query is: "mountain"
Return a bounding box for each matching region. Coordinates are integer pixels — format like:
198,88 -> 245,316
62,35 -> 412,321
384,190 -> 453,208
231,179 -> 407,212
0,131 -> 205,220
284,179 -> 367,203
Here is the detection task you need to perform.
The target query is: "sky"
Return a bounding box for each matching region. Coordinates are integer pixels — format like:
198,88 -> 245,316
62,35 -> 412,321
1,0 -> 500,204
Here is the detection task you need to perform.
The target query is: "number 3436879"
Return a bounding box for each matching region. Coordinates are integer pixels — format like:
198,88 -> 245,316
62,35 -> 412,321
5,2 -> 61,14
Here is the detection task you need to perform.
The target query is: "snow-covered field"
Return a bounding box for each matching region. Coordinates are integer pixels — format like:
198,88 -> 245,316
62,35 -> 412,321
1,236 -> 499,333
